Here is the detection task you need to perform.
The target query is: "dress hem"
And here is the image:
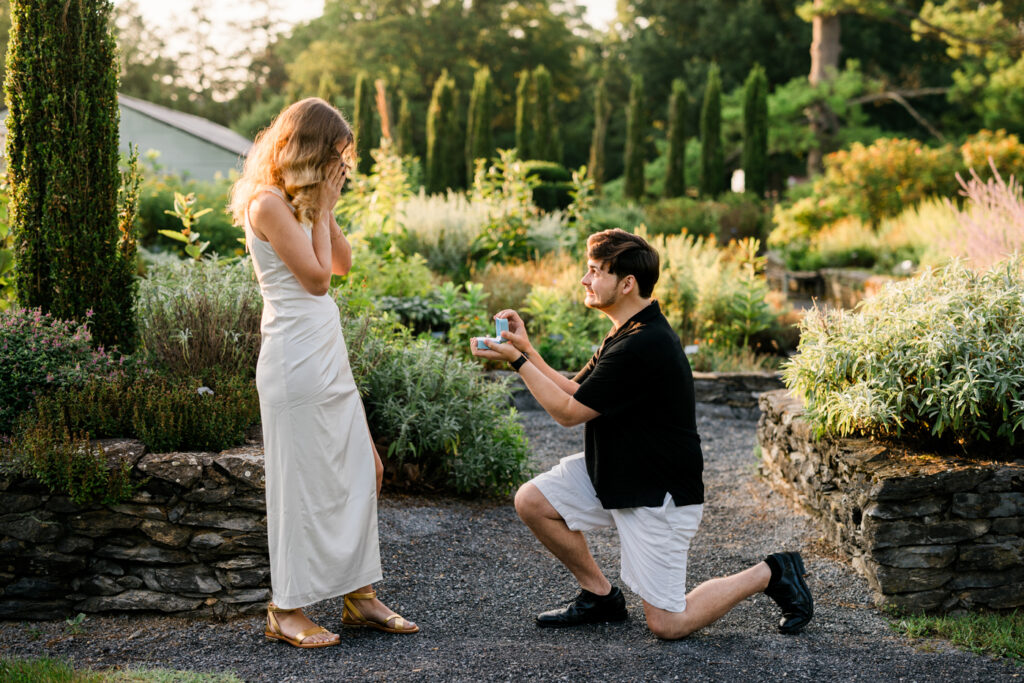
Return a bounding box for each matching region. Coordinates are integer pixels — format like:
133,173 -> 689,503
272,567 -> 385,611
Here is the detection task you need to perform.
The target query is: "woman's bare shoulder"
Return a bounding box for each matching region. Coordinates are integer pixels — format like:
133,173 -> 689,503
249,190 -> 296,225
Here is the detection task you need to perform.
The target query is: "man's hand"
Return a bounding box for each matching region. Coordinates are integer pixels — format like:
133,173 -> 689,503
470,336 -> 521,362
471,310 -> 531,362
495,309 -> 532,354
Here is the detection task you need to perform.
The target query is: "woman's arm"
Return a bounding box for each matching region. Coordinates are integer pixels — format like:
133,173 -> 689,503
250,163 -> 347,296
250,194 -> 333,296
328,215 -> 353,276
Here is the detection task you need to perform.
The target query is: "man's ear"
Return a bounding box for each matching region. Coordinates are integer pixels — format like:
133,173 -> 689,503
621,274 -> 636,295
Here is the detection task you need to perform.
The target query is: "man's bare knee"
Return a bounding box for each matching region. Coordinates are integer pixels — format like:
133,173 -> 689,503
514,483 -> 549,523
644,605 -> 692,640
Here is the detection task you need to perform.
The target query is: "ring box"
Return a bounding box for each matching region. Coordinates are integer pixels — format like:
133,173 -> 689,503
476,318 -> 509,349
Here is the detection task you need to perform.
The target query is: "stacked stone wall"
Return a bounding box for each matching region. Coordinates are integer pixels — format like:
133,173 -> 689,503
0,439 -> 270,620
757,390 -> 1024,612
0,374 -> 785,620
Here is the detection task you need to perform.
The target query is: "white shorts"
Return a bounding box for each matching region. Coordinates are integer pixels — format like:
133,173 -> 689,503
530,453 -> 703,613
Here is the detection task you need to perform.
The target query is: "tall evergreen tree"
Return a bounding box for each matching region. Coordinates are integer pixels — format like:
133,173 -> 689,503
396,91 -> 413,157
624,75 -> 646,201
742,64 -> 769,197
427,71 -> 461,192
426,71 -> 447,193
6,0 -> 137,350
353,72 -> 377,175
317,71 -> 340,105
664,79 -> 688,198
699,64 -> 725,197
514,70 -> 534,160
532,65 -> 556,161
466,67 -> 495,183
449,85 -> 466,191
588,78 -> 610,190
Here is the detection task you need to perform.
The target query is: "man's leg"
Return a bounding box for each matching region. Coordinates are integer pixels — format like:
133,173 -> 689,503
514,482 -> 611,596
642,562 -> 771,640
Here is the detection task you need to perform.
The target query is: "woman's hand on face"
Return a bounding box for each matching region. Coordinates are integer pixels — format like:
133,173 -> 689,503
320,160 -> 348,215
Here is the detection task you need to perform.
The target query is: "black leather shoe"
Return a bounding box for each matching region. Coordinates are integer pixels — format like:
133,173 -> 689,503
536,586 -> 628,627
764,551 -> 813,634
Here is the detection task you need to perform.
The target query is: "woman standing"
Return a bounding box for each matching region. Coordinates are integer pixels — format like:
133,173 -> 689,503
230,98 -> 417,648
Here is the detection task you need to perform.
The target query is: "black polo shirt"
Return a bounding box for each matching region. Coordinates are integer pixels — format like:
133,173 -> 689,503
571,300 -> 704,509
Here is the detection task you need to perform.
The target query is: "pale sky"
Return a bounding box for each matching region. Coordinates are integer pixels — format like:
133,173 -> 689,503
119,0 -> 618,47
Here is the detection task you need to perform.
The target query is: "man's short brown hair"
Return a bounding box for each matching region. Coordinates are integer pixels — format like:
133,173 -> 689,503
586,229 -> 660,298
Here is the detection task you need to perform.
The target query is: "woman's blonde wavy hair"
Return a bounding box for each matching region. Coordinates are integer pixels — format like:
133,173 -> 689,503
230,97 -> 355,228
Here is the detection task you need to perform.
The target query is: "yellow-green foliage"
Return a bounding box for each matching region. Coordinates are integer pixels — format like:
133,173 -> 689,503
784,258 -> 1024,450
771,130 -> 1024,246
649,231 -> 774,349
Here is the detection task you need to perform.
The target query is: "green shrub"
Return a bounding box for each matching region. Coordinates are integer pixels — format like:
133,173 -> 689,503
374,281 -> 490,358
784,258 -> 1024,451
136,168 -> 240,259
585,202 -> 647,233
468,150 -> 566,267
770,130 -> 1024,244
136,257 -> 262,379
394,191 -> 490,280
130,373 -> 259,453
651,232 -> 776,351
2,413 -> 136,506
344,313 -> 532,496
19,370 -> 258,455
522,285 -> 605,371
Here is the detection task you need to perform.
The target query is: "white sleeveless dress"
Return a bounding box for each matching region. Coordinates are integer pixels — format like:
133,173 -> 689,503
246,187 -> 382,609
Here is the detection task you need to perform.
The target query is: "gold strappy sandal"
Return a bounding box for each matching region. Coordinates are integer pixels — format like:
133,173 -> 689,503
341,590 -> 419,634
265,603 -> 340,648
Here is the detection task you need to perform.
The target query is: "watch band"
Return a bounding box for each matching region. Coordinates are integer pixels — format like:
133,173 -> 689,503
510,353 -> 529,372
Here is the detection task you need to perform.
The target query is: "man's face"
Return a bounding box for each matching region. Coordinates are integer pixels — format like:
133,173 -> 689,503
581,259 -> 623,310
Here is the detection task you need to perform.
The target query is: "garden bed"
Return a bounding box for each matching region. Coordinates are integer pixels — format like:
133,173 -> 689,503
757,389 -> 1024,613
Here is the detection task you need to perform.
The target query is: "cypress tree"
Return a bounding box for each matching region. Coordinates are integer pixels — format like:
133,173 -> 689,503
353,72 -> 377,175
426,72 -> 446,193
396,91 -> 413,157
624,75 -> 646,201
466,67 -> 495,184
742,64 -> 769,198
317,71 -> 340,105
532,65 -> 556,161
699,64 -> 725,197
588,78 -> 610,190
664,79 -> 688,198
448,85 -> 465,191
6,0 -> 137,350
515,70 -> 534,160
427,71 -> 460,192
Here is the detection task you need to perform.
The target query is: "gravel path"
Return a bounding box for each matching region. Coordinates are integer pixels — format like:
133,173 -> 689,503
1,408 -> 1020,681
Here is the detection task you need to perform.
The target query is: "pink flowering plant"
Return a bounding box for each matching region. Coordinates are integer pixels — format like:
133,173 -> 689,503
0,306 -> 138,433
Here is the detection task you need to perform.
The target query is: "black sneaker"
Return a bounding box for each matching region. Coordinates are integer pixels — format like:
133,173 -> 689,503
536,586 -> 628,627
764,551 -> 814,634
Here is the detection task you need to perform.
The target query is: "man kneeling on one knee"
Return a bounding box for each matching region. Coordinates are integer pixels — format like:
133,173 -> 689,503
471,228 -> 813,639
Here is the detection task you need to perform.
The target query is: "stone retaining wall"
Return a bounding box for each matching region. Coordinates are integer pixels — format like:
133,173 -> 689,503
0,373 -> 785,620
757,389 -> 1024,613
0,439 -> 270,620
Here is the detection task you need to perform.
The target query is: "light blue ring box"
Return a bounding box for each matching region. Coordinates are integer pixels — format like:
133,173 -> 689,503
476,318 -> 509,349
